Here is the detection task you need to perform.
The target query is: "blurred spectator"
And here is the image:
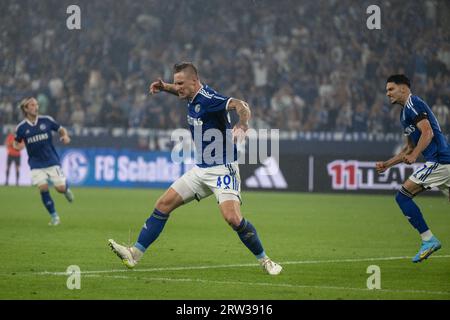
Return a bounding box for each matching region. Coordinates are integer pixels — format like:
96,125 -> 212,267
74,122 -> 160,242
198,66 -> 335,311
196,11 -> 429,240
432,97 -> 450,132
0,0 -> 449,134
70,102 -> 86,128
352,103 -> 369,132
367,98 -> 386,135
56,101 -> 71,126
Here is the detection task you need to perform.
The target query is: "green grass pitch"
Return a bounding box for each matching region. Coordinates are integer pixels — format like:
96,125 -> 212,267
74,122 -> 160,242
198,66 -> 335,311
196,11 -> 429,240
0,186 -> 449,300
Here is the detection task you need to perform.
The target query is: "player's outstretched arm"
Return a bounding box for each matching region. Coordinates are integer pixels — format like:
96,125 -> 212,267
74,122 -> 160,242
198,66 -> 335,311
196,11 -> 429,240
149,79 -> 178,96
58,127 -> 71,145
376,137 -> 414,173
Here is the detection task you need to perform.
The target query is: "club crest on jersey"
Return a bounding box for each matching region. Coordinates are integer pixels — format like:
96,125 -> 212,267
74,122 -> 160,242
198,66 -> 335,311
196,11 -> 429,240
40,124 -> 46,131
404,125 -> 416,136
195,104 -> 201,113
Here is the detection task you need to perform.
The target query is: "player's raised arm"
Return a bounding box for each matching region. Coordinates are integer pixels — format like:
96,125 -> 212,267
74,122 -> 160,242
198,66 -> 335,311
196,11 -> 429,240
376,137 -> 414,173
227,98 -> 251,143
58,127 -> 71,145
149,78 -> 179,96
227,98 -> 251,130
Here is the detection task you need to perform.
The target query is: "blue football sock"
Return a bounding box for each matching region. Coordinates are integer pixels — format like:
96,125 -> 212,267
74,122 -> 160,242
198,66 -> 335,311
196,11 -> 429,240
135,209 -> 169,252
396,188 -> 429,234
40,191 -> 57,216
233,218 -> 266,259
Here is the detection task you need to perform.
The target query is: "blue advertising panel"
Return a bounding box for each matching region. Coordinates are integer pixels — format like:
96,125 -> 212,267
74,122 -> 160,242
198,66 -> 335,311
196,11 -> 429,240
59,148 -> 195,188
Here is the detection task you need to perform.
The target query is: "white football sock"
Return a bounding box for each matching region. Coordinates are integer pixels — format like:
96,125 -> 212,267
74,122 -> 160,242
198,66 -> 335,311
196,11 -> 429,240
130,246 -> 144,261
420,230 -> 433,241
258,256 -> 269,264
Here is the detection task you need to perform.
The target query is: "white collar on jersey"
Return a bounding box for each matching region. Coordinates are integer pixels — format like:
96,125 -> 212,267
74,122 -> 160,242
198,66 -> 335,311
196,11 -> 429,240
189,84 -> 204,103
25,116 -> 39,126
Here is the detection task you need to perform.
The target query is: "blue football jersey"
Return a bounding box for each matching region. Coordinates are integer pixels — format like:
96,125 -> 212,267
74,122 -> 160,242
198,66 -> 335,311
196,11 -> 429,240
400,95 -> 450,164
15,116 -> 62,169
187,85 -> 237,167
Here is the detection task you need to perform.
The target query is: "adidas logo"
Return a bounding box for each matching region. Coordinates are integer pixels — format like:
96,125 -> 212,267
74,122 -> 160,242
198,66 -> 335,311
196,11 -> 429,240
245,157 -> 287,189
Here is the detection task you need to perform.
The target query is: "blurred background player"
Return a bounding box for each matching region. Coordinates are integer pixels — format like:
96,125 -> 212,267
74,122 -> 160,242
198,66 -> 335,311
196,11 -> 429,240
376,74 -> 450,263
13,97 -> 75,226
109,62 -> 282,275
4,129 -> 22,185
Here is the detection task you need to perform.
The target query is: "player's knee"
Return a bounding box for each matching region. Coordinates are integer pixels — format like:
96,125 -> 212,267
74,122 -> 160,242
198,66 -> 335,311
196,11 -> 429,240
155,196 -> 174,215
223,212 -> 241,228
55,185 -> 66,193
38,185 -> 49,193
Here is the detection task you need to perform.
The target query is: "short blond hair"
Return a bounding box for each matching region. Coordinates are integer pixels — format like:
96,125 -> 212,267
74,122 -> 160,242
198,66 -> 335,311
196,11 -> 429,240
173,62 -> 198,78
19,97 -> 34,115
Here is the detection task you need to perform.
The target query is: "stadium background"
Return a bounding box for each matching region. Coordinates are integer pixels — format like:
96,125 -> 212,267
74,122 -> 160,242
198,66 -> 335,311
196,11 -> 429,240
1,0 -> 449,194
1,0 -> 450,301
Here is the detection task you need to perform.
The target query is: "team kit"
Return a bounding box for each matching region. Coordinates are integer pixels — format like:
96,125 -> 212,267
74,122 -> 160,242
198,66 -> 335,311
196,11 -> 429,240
13,66 -> 450,274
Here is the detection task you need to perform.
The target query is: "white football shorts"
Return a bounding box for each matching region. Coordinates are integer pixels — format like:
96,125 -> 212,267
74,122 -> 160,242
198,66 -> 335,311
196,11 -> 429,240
31,165 -> 67,187
409,162 -> 450,197
171,162 -> 241,204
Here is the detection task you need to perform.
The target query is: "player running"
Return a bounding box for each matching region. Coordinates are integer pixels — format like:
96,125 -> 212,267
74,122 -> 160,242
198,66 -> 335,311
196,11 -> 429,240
14,97 -> 74,226
376,74 -> 450,263
109,62 -> 282,275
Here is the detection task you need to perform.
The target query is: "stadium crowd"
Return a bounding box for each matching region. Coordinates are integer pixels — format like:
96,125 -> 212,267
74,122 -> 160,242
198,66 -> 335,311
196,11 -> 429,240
1,0 -> 449,134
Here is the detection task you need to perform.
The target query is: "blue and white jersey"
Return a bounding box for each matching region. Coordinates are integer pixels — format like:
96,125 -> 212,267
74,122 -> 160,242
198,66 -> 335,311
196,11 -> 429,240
15,116 -> 62,169
187,85 -> 237,167
400,95 -> 450,164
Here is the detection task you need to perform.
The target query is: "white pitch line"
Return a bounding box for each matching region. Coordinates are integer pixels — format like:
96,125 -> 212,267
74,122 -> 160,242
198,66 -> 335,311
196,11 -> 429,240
83,274 -> 450,296
36,254 -> 450,276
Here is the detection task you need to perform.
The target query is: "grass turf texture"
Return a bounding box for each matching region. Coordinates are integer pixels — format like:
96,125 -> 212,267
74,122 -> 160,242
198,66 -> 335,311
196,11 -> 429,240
0,186 -> 449,300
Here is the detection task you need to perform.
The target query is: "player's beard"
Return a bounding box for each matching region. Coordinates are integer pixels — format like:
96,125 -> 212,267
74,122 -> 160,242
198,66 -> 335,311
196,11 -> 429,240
389,97 -> 398,105
26,110 -> 38,120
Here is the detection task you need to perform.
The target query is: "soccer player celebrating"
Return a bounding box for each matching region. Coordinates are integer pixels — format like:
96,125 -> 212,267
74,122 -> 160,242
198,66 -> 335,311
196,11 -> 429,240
14,97 -> 74,226
109,62 -> 282,275
376,74 -> 450,263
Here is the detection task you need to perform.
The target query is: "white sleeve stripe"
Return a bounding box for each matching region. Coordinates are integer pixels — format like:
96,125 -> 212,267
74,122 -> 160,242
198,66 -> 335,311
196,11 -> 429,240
406,100 -> 412,108
406,100 -> 418,115
407,101 -> 414,109
15,120 -> 26,132
39,115 -> 56,122
410,107 -> 418,115
225,98 -> 232,110
200,88 -> 214,98
199,91 -> 213,99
